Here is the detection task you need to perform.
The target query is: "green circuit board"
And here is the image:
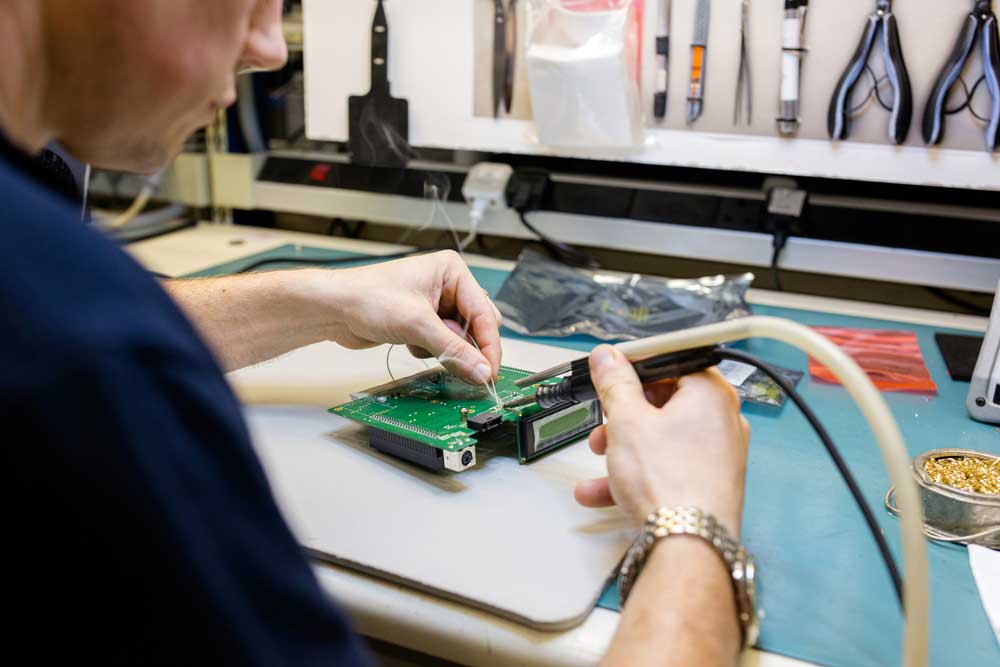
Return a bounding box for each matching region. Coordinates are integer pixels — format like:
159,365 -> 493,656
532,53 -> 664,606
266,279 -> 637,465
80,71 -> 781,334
330,366 -> 555,451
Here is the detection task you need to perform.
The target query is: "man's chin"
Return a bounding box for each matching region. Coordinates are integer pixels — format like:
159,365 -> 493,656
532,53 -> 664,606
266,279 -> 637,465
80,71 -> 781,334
65,137 -> 181,175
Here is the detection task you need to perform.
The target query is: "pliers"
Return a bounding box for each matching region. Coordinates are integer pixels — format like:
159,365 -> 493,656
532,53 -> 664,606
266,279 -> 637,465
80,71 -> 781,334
922,1 -> 1000,152
828,0 -> 912,145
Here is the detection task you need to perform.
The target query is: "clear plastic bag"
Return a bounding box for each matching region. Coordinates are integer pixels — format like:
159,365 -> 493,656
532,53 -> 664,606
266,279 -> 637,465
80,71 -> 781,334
809,327 -> 938,393
718,360 -> 804,408
525,0 -> 645,148
495,250 -> 754,341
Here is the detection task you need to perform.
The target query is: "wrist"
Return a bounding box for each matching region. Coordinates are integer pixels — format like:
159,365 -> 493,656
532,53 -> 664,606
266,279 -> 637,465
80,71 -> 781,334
618,506 -> 759,649
292,268 -> 354,341
633,494 -> 742,539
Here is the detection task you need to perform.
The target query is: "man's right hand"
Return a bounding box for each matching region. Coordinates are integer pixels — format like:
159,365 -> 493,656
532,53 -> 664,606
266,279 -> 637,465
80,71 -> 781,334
573,345 -> 750,537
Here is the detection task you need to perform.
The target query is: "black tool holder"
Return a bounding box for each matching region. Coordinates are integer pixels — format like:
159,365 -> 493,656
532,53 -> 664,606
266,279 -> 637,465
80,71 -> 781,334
347,0 -> 410,167
922,1 -> 1000,153
828,0 -> 912,145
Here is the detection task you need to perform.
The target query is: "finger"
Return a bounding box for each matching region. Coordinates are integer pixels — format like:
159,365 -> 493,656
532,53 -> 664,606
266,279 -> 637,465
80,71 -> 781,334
410,306 -> 492,384
406,320 -> 469,360
589,424 -> 607,456
442,318 -> 469,338
405,345 -> 433,359
588,345 -> 646,418
643,379 -> 678,408
671,368 -> 741,411
442,257 -> 503,376
574,477 -> 615,508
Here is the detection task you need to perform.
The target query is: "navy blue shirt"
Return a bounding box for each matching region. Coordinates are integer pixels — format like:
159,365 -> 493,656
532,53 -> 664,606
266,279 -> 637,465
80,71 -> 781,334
2,143 -> 372,665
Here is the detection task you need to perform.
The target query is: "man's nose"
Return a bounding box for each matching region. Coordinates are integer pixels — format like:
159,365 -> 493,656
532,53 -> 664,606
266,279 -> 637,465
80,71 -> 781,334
239,1 -> 288,72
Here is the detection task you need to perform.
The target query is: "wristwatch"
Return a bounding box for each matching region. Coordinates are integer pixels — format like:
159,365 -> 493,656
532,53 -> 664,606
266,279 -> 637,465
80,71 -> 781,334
618,506 -> 761,648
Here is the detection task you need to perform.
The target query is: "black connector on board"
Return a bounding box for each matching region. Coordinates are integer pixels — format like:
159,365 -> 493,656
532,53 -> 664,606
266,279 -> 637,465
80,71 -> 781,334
467,411 -> 503,431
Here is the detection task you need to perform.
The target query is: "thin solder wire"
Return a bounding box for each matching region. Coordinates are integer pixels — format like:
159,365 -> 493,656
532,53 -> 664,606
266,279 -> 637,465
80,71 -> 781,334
382,174 -> 502,410
884,486 -> 1000,544
357,112 -> 499,410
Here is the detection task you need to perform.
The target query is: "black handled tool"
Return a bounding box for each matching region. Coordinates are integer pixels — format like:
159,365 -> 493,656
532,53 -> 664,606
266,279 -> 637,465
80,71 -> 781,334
922,0 -> 1000,152
505,0 -> 518,114
503,347 -> 722,410
493,0 -> 507,117
348,0 -> 410,166
828,0 -> 912,145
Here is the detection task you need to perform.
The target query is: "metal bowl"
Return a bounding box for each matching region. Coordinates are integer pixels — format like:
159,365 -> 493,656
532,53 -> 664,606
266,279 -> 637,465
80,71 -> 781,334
911,449 -> 1000,548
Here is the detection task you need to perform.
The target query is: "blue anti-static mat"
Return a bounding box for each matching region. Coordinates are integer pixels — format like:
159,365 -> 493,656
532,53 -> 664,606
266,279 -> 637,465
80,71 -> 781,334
192,246 -> 1000,667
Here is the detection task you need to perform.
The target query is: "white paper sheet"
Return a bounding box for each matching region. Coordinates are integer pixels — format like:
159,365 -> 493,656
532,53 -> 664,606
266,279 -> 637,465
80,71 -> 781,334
969,544 -> 1000,647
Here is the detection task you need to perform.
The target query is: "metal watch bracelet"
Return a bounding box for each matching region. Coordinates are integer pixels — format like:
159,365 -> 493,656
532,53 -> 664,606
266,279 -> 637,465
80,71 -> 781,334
618,506 -> 760,649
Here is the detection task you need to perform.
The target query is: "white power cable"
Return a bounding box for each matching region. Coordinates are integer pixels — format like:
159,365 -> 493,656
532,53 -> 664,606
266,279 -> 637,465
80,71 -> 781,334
103,170 -> 165,229
462,197 -> 490,251
615,316 -> 929,667
80,164 -> 91,223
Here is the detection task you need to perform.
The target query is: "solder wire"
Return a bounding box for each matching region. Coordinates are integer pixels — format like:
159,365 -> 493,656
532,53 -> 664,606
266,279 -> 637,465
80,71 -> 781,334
383,174 -> 503,411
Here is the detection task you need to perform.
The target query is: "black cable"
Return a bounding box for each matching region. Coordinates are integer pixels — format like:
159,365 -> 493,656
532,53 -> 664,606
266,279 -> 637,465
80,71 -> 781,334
714,348 -> 905,609
232,250 -> 422,275
517,211 -> 600,269
770,229 -> 789,292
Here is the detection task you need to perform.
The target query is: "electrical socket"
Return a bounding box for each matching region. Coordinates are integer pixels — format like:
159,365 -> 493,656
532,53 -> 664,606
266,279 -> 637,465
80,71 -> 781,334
462,163 -> 513,210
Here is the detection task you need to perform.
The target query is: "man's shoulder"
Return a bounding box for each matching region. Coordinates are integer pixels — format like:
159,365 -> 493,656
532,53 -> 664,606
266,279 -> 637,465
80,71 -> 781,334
0,158 -> 212,377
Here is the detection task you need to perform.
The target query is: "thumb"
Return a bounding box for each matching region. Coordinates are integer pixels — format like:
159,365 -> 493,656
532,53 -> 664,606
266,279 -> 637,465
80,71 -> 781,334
588,345 -> 645,418
412,308 -> 491,385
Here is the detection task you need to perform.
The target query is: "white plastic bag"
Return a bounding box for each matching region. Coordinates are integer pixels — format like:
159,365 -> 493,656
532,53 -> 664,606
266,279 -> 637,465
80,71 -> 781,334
525,0 -> 644,149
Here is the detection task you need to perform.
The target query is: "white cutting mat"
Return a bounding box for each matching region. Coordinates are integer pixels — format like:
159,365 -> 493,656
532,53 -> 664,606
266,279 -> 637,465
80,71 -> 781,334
229,338 -> 632,630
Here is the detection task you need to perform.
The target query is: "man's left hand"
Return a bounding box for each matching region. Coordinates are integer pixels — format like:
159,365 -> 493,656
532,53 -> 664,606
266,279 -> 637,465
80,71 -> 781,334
317,250 -> 503,384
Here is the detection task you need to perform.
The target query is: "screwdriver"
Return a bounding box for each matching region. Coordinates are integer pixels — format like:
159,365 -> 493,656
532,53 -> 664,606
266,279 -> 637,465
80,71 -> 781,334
503,347 -> 722,410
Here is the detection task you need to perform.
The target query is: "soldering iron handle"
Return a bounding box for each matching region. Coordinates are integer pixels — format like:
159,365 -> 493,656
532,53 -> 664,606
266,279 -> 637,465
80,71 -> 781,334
631,346 -> 722,384
533,347 -> 722,410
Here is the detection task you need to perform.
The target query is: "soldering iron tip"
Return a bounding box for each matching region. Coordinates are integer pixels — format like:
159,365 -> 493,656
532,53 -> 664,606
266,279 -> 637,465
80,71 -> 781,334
502,395 -> 535,410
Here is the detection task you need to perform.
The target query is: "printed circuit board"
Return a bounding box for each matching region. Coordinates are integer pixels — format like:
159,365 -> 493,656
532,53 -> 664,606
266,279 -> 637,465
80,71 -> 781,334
331,365 -> 602,472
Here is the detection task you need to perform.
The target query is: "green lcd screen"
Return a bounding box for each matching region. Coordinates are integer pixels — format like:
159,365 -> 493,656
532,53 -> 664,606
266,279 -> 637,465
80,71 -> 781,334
537,405 -> 595,443
522,400 -> 602,460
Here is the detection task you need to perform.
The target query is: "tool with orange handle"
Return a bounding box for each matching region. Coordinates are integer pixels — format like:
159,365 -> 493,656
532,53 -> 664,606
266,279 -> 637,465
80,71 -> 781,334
687,0 -> 710,123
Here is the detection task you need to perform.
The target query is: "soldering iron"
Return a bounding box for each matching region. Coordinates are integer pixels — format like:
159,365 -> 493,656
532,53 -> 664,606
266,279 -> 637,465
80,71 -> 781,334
503,347 -> 723,410
495,316 -> 931,663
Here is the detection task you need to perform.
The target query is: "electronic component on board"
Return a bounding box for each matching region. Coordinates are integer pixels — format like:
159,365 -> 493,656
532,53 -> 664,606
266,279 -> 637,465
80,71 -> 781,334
331,365 -> 603,473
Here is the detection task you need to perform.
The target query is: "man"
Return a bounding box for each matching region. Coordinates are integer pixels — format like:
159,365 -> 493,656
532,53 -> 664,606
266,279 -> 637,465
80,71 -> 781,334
2,2 -> 750,665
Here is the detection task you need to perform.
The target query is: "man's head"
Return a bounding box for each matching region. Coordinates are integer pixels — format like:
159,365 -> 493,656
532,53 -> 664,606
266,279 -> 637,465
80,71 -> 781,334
40,0 -> 287,173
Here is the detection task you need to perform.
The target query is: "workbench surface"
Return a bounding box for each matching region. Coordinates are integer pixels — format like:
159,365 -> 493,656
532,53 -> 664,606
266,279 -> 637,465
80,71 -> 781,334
130,223 -> 995,667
